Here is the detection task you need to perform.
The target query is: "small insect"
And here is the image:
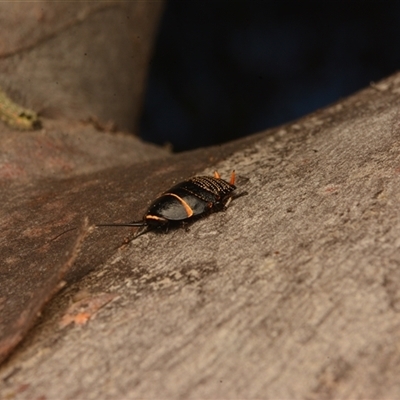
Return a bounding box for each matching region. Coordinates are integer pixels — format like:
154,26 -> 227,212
97,170 -> 237,238
0,87 -> 41,130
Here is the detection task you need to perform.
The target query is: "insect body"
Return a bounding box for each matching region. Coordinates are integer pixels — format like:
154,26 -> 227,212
97,170 -> 236,237
0,87 -> 41,130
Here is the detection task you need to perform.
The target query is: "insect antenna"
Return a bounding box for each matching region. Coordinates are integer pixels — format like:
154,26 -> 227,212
96,221 -> 147,228
96,221 -> 149,239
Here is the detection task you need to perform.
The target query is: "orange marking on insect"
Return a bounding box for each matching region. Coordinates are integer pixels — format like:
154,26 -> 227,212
214,170 -> 221,179
166,192 -> 193,218
230,170 -> 236,185
145,215 -> 166,221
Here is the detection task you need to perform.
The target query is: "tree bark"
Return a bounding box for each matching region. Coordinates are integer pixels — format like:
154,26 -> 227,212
0,2 -> 163,131
1,3 -> 400,398
1,73 -> 400,399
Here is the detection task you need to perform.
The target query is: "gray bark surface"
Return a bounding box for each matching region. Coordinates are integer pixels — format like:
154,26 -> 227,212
0,0 -> 165,371
1,74 -> 400,399
0,2 -> 163,131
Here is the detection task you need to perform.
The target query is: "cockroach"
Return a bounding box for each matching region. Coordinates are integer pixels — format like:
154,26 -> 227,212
97,170 -> 236,238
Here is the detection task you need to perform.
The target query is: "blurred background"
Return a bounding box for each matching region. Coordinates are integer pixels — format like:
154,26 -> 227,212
140,1 -> 400,152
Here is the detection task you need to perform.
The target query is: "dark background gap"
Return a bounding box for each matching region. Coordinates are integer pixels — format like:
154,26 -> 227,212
139,1 -> 400,152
